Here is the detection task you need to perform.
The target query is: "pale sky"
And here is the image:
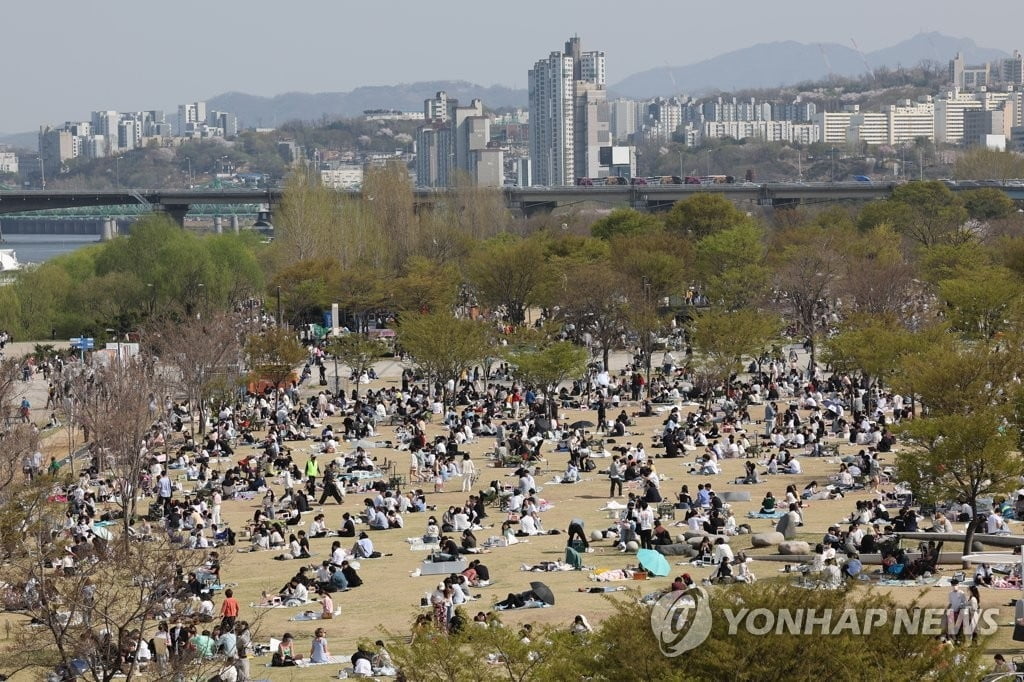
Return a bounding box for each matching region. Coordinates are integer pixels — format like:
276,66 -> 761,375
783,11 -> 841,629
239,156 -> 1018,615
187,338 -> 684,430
2,0 -> 1020,132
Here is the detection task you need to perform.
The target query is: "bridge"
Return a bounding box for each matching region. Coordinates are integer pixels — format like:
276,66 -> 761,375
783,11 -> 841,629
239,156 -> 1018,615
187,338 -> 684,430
0,182 -> 1021,225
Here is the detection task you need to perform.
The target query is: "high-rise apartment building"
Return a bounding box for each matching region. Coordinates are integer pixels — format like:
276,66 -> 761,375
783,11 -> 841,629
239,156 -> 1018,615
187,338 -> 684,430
177,102 -> 207,136
950,52 -> 991,90
609,98 -> 638,143
1003,51 -> 1024,86
39,126 -> 76,175
528,36 -> 610,185
415,92 -> 502,187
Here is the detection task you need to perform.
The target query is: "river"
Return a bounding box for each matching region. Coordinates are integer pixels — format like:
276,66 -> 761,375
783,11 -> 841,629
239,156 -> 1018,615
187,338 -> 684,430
0,234 -> 100,265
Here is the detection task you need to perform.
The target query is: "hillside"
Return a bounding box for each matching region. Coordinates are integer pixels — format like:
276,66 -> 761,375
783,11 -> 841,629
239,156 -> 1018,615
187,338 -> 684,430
209,81 -> 528,128
610,32 -> 1009,99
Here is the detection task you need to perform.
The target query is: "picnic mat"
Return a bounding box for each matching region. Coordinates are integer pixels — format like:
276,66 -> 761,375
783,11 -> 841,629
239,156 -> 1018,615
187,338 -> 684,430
746,511 -> 786,519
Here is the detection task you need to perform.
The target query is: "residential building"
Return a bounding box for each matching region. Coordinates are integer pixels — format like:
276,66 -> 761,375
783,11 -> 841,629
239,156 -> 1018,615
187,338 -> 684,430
644,97 -> 683,142
528,36 -> 614,185
574,82 -> 610,179
1003,50 -> 1024,86
950,52 -> 991,90
177,101 -> 207,136
118,119 -> 137,151
964,105 -> 1014,147
886,99 -> 935,144
702,120 -> 820,144
610,98 -> 638,143
934,89 -> 985,143
516,157 -> 532,187
39,126 -> 76,174
320,165 -> 364,189
415,92 -> 501,187
0,152 -> 17,174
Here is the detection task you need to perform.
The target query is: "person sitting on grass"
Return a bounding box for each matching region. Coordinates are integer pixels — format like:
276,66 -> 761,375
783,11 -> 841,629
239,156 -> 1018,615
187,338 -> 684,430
758,492 -> 776,515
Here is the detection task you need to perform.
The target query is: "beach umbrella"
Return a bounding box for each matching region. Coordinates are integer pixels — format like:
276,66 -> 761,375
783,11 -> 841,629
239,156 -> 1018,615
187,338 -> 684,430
529,581 -> 555,605
636,548 -> 670,576
570,420 -> 595,430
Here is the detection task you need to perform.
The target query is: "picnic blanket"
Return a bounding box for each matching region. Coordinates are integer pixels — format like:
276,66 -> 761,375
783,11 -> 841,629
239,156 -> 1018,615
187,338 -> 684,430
289,608 -> 341,621
250,600 -> 314,609
493,600 -> 550,611
746,511 -> 786,519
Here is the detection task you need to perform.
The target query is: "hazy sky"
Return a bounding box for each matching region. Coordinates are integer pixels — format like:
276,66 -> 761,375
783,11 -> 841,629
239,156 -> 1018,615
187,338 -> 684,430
2,0 -> 1020,132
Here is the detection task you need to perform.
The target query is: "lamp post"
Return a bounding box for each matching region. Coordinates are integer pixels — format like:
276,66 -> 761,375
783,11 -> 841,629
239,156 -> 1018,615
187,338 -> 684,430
115,156 -> 120,189
333,352 -> 340,395
830,147 -> 836,182
642,276 -> 653,394
276,286 -> 282,326
39,158 -> 45,189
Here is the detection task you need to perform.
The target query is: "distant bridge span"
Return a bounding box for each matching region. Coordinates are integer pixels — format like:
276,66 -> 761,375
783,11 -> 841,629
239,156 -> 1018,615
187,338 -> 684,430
0,182 -> 1020,223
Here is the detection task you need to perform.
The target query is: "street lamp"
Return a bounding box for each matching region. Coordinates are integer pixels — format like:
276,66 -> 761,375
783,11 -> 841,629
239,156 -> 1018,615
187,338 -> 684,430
39,158 -> 45,189
185,157 -> 192,187
115,156 -> 120,189
830,147 -> 836,182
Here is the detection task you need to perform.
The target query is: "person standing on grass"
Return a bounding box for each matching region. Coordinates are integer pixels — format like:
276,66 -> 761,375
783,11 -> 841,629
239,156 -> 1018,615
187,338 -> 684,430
608,456 -> 623,498
461,454 -> 477,493
219,588 -> 239,632
305,453 -> 320,496
637,501 -> 655,550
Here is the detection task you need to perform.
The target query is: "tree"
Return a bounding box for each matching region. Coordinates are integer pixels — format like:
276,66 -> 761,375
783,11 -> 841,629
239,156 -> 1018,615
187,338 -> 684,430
664,193 -> 752,238
392,256 -> 460,314
585,585 -> 978,682
272,170 -> 340,266
891,337 -> 1018,418
0,482 -> 223,682
960,187 -> 1016,220
466,236 -> 552,325
771,227 -> 843,375
69,358 -> 165,545
609,231 -> 692,302
244,327 -> 306,410
858,182 -> 970,246
837,225 -> 919,321
397,312 -> 490,405
899,409 -> 1022,559
0,358 -> 37,501
590,208 -> 663,240
955,147 -> 1024,181
694,223 -> 769,310
145,309 -> 243,437
325,334 -> 385,397
268,258 -> 341,326
557,264 -> 630,370
506,341 -> 588,408
938,266 -> 1022,339
691,309 -> 780,398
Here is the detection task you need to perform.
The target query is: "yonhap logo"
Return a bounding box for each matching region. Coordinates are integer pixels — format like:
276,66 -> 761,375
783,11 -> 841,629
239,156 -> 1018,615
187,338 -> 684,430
650,587 -> 713,657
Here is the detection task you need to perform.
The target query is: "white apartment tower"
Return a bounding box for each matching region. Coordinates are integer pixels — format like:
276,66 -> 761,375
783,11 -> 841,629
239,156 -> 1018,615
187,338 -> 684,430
529,36 -> 609,186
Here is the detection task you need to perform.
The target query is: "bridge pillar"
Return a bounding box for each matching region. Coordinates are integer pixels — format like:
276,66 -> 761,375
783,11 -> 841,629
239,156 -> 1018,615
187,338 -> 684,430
214,216 -> 223,234
161,204 -> 190,227
101,219 -> 114,241
230,215 -> 240,234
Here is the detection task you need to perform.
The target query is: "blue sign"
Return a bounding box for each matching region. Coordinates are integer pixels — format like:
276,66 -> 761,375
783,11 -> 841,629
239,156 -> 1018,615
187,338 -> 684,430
70,337 -> 95,350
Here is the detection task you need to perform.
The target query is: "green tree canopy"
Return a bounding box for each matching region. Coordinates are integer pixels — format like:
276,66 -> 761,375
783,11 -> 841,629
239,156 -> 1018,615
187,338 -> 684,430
397,312 -> 490,404
466,236 -> 552,325
664,193 -> 752,238
590,208 -> 663,240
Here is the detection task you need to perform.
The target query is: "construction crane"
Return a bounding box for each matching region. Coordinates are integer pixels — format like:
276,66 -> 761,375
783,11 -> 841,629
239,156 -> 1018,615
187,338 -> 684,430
850,38 -> 874,80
